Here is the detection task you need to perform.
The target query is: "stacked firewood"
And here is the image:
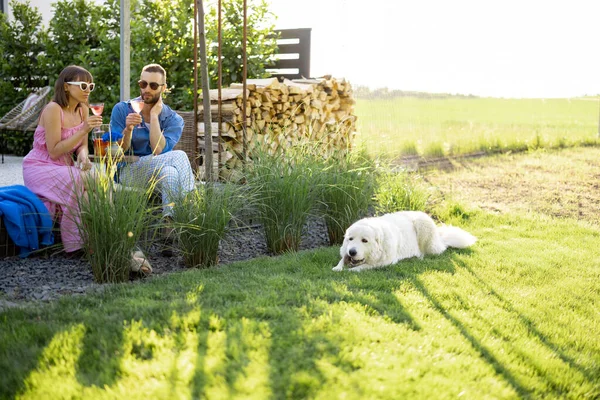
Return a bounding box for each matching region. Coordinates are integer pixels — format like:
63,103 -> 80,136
198,77 -> 357,179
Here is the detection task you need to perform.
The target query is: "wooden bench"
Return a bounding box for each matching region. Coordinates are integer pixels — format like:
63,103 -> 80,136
0,210 -> 62,258
173,111 -> 199,172
0,218 -> 18,257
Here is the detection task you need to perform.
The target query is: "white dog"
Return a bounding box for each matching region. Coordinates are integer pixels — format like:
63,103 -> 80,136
333,211 -> 477,272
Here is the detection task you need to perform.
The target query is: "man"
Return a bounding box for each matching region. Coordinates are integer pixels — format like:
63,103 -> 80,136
110,63 -> 195,243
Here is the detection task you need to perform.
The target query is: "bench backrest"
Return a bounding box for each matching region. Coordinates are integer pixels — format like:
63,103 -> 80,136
268,28 -> 312,81
174,111 -> 198,171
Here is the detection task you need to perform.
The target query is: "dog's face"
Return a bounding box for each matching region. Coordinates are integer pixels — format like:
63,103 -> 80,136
341,223 -> 381,266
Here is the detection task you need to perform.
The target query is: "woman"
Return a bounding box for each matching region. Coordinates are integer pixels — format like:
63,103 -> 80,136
22,65 -> 102,254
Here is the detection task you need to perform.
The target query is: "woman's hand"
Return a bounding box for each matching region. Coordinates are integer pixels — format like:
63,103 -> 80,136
85,115 -> 103,133
77,151 -> 92,171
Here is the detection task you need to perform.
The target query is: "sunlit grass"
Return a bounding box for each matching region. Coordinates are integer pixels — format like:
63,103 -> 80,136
1,210 -> 599,399
354,96 -> 600,158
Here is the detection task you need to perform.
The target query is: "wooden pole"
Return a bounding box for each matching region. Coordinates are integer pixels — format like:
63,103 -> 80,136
218,0 -> 223,175
197,0 -> 213,181
242,0 -> 248,161
193,0 -> 199,173
119,0 -> 130,101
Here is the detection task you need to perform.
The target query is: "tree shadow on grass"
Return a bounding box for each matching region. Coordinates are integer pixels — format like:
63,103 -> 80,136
408,250 -> 599,398
309,246 -> 542,398
260,250 -> 425,398
6,243 -> 595,398
408,270 -> 532,398
0,293 -> 130,399
181,249 -> 425,398
460,262 -> 598,385
0,311 -> 66,399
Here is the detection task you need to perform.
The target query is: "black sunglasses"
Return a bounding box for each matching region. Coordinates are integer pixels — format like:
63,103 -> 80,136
138,80 -> 165,90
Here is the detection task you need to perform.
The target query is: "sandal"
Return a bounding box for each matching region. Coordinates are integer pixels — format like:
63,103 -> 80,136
131,250 -> 152,276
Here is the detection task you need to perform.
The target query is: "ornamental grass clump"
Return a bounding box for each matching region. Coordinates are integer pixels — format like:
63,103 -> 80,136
172,183 -> 245,268
316,149 -> 377,245
245,144 -> 318,254
76,153 -> 160,283
374,168 -> 438,215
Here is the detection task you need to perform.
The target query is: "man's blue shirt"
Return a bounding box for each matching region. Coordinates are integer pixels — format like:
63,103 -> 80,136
110,98 -> 184,156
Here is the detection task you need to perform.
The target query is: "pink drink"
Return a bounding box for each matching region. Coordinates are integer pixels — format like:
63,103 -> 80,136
90,103 -> 104,116
130,100 -> 143,113
130,100 -> 144,128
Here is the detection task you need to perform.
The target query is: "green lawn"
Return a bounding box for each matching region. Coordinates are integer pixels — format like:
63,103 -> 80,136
1,211 -> 599,399
354,96 -> 600,157
2,95 -> 600,399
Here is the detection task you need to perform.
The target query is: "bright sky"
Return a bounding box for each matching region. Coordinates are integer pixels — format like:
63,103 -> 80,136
268,0 -> 600,98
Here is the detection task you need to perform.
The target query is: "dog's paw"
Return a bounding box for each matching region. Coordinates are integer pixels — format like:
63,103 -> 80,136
348,266 -> 363,272
332,265 -> 343,272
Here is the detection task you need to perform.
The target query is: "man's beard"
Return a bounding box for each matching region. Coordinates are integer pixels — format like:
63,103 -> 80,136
141,91 -> 161,105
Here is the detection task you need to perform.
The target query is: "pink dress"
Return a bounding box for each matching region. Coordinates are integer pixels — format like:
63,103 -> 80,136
22,104 -> 86,252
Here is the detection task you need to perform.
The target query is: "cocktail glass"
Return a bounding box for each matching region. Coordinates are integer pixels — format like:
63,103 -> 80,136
90,103 -> 104,134
93,123 -> 109,157
130,99 -> 144,128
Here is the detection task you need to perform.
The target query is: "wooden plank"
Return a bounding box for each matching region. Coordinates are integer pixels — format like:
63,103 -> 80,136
230,78 -> 280,88
276,43 -> 304,53
199,88 -> 247,101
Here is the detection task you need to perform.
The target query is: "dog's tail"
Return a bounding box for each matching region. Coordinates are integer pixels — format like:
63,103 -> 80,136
437,225 -> 477,249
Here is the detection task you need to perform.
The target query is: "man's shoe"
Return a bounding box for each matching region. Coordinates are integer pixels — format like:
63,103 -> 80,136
160,247 -> 174,257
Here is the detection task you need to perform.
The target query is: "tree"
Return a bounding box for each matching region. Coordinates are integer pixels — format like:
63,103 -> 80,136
131,0 -> 196,110
45,0 -> 104,81
0,0 -> 279,117
86,0 -> 122,114
0,0 -> 47,114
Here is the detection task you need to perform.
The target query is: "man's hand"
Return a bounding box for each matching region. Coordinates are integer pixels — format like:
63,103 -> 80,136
126,112 -> 142,129
150,96 -> 163,118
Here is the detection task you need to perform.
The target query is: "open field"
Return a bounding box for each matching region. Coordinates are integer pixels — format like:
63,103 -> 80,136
354,96 -> 600,158
426,146 -> 600,224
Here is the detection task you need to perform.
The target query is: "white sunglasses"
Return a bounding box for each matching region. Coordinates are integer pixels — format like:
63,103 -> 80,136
66,81 -> 96,92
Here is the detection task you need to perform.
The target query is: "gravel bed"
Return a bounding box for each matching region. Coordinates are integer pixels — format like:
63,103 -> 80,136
0,218 -> 332,310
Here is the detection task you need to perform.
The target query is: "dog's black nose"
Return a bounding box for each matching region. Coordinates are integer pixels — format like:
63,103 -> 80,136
349,248 -> 357,257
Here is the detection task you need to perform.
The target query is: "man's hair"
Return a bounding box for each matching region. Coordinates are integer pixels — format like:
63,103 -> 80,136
53,65 -> 93,107
141,63 -> 167,83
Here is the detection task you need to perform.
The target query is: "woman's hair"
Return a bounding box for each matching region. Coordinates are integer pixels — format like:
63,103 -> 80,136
53,65 -> 94,108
